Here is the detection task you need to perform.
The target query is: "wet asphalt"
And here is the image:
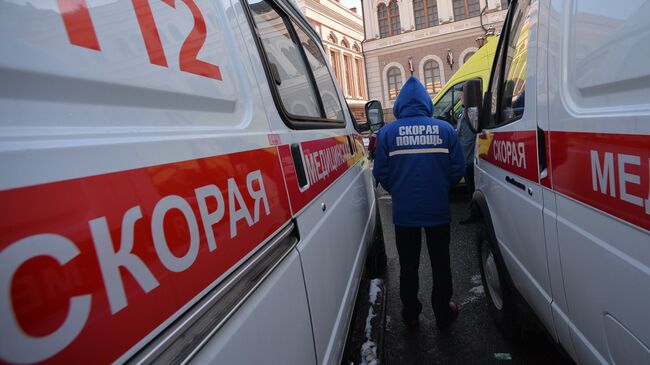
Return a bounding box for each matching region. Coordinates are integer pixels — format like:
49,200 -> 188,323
347,188 -> 571,365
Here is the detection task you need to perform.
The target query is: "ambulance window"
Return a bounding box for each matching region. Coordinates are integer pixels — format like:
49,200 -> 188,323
293,22 -> 345,121
487,0 -> 530,128
248,0 -> 322,119
500,0 -> 529,123
246,0 -> 346,127
433,82 -> 465,126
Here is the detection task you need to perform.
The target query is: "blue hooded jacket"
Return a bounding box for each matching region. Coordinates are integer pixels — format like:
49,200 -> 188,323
373,77 -> 465,227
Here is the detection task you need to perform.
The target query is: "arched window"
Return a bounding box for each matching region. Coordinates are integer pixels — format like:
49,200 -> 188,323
389,1 -> 401,36
414,0 -> 438,30
353,43 -> 361,52
423,60 -> 442,94
452,0 -> 480,21
378,4 -> 389,38
341,39 -> 350,48
328,32 -> 337,44
378,1 -> 401,38
387,67 -> 402,100
463,51 -> 475,64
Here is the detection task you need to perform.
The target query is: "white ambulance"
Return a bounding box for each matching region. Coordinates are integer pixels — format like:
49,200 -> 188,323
0,0 -> 383,363
463,0 -> 650,363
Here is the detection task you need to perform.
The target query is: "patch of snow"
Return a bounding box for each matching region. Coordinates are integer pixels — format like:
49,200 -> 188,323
365,307 -> 376,338
471,274 -> 482,285
361,340 -> 378,365
469,285 -> 485,295
369,279 -> 382,305
460,276 -> 486,306
360,280 -> 383,365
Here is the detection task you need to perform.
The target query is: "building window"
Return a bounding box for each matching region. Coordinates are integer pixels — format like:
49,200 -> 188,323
463,51 -> 475,64
389,1 -> 401,36
414,0 -> 438,30
355,58 -> 366,98
378,1 -> 401,38
423,60 -> 442,94
453,0 -> 480,21
378,4 -> 389,38
330,50 -> 342,86
344,54 -> 354,97
341,39 -> 350,49
387,66 -> 402,100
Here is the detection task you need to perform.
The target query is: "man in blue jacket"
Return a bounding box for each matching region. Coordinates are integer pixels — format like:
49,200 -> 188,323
373,76 -> 465,329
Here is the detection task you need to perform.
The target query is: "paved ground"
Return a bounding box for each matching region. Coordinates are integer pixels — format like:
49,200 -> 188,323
347,188 -> 571,365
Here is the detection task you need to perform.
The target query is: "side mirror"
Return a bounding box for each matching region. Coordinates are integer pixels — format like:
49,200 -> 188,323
463,79 -> 483,133
365,100 -> 385,132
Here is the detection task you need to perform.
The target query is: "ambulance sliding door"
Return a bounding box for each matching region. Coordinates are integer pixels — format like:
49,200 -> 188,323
239,0 -> 373,362
546,0 -> 650,363
475,0 -> 555,338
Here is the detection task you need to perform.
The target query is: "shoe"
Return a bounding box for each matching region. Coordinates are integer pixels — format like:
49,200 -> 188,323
404,318 -> 420,329
436,302 -> 459,330
459,216 -> 479,225
448,301 -> 459,321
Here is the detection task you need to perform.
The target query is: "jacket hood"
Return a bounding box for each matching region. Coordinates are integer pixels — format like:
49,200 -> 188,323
392,76 -> 435,119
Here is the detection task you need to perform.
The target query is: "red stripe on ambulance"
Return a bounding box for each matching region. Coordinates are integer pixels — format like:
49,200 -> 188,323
0,147 -> 291,364
279,136 -> 356,213
551,131 -> 650,231
478,130 -> 538,182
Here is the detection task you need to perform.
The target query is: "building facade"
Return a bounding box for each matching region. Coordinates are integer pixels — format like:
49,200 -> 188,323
363,0 -> 509,120
296,0 -> 369,121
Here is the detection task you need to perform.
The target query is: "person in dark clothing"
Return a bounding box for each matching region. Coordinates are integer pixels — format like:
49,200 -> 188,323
457,87 -> 480,224
373,77 -> 465,329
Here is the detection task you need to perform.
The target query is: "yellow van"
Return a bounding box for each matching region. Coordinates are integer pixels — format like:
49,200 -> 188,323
432,35 -> 498,127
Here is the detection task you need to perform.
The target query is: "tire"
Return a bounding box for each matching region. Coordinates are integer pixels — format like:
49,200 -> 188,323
476,222 -> 519,339
366,211 -> 387,278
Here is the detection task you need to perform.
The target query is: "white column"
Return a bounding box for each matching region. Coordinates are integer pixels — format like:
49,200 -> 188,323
363,0 -> 379,39
351,55 -> 359,98
487,0 -> 500,10
357,58 -> 367,99
366,55 -> 382,103
399,0 -> 415,32
438,0 -> 453,23
339,51 -> 348,97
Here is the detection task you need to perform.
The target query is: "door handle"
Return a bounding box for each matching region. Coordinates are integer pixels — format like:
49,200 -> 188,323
537,127 -> 547,177
505,176 -> 525,191
291,143 -> 308,188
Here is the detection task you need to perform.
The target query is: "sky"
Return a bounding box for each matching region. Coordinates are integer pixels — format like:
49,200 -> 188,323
340,0 -> 363,14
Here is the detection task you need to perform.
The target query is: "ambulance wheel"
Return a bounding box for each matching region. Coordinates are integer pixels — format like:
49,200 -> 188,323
477,222 -> 519,339
366,211 -> 387,278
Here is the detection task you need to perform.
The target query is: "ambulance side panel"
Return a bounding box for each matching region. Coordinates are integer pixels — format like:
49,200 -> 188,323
232,0 -> 376,362
291,130 -> 373,364
547,0 -> 650,363
0,0 -> 316,364
475,0 -> 556,339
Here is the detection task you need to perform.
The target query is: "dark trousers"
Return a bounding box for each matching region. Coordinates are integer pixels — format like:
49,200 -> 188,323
395,224 -> 453,324
465,164 -> 475,195
465,164 -> 480,217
